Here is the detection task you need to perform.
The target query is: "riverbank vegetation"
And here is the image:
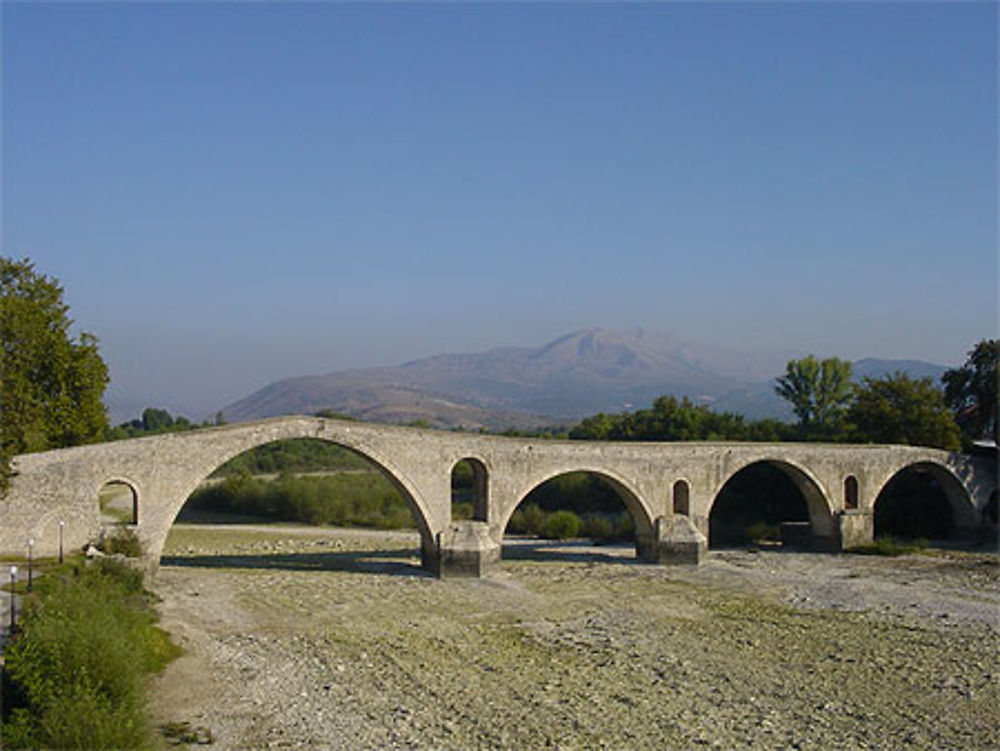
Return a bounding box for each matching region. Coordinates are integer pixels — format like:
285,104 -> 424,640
1,559 -> 179,750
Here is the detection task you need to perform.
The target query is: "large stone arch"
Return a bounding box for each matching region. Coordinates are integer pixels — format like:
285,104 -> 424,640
499,465 -> 657,545
871,460 -> 979,536
709,457 -> 836,540
142,427 -> 438,570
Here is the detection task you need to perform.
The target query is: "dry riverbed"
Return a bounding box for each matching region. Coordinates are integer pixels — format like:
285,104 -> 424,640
150,525 -> 1000,750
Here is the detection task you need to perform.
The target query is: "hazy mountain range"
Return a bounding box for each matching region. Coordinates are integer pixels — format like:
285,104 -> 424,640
217,328 -> 950,430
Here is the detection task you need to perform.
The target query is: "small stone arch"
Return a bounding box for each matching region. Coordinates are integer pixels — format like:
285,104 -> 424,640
502,467 -> 656,549
452,457 -> 489,522
97,478 -> 139,526
844,475 -> 859,510
673,479 -> 691,516
873,461 -> 978,538
709,458 -> 835,544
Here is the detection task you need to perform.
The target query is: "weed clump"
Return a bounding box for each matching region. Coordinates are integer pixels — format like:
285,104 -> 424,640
849,536 -> 929,557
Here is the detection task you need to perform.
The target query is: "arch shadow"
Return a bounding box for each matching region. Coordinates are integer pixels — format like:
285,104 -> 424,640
873,461 -> 975,539
709,459 -> 835,549
160,548 -> 431,578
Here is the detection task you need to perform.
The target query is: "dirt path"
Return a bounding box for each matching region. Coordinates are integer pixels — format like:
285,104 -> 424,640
149,526 -> 1000,750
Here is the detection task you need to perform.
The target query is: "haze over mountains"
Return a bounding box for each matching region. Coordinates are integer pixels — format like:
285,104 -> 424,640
218,328 -> 949,430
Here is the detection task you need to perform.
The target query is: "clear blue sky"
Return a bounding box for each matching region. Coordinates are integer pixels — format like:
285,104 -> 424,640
3,2 -> 997,419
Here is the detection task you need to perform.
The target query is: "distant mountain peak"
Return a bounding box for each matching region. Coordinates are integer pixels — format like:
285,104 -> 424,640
218,328 -> 949,428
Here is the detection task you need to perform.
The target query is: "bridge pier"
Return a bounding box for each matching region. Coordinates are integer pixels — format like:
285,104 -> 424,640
638,515 -> 707,565
836,510 -> 874,550
431,521 -> 500,578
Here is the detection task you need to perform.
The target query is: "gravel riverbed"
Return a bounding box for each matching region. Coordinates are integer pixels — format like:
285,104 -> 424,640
149,525 -> 1000,750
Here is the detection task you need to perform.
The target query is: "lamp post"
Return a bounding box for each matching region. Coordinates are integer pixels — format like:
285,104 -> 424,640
59,521 -> 65,564
9,565 -> 17,633
27,538 -> 34,593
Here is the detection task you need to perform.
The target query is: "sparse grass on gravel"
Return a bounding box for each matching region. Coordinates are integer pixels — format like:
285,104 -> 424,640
151,526 -> 1000,751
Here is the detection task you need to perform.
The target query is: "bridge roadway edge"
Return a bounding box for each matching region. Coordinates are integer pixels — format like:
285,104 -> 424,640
0,416 -> 995,578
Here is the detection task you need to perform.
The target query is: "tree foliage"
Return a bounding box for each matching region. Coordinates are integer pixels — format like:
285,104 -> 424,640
774,356 -> 852,438
569,395 -> 795,442
942,339 -> 998,445
105,407 -> 197,440
1,257 -> 108,492
847,372 -> 961,451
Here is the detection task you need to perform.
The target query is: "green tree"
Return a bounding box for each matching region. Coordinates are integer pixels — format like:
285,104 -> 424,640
141,407 -> 175,432
942,339 -> 998,445
847,372 -> 961,451
774,356 -> 852,438
1,258 -> 109,492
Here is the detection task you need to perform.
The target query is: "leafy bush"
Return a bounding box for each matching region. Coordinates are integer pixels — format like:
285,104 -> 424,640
613,511 -> 635,540
582,514 -> 613,543
543,510 -> 581,540
100,526 -> 143,557
1,561 -> 179,750
508,503 -> 546,536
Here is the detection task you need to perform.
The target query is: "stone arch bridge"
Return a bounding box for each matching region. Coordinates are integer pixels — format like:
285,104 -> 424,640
2,416 -> 995,577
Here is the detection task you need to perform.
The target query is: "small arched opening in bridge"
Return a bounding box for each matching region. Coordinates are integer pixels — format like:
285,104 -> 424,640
844,476 -> 859,511
873,462 -> 967,541
99,480 -> 138,526
451,458 -> 488,522
161,437 -> 431,575
673,480 -> 691,516
709,460 -> 832,550
501,470 -> 653,564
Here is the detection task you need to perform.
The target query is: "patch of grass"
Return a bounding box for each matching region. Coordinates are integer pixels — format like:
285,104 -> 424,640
848,536 -> 930,557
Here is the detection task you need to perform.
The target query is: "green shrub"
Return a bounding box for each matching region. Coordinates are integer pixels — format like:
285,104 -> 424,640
1,562 -> 179,750
613,511 -> 635,540
508,503 -> 546,536
582,514 -> 614,543
543,510 -> 581,540
100,526 -> 143,557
